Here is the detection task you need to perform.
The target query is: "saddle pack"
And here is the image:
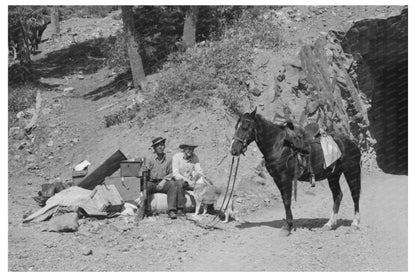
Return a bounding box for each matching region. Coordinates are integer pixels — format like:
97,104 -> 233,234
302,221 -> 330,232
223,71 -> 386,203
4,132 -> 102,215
284,122 -> 341,191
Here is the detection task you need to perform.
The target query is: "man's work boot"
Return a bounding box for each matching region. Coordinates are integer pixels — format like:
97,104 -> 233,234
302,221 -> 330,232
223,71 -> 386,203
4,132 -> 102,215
177,209 -> 186,218
168,210 -> 177,219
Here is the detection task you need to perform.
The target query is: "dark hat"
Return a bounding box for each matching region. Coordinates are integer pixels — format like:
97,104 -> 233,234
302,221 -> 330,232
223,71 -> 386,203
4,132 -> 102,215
179,138 -> 198,149
151,137 -> 166,148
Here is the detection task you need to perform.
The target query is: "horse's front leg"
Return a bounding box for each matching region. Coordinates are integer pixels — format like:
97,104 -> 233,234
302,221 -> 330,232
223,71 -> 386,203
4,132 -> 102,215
276,179 -> 293,236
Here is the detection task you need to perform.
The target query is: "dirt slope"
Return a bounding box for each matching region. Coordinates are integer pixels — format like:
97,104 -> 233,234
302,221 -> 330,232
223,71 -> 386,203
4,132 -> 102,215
8,6 -> 407,271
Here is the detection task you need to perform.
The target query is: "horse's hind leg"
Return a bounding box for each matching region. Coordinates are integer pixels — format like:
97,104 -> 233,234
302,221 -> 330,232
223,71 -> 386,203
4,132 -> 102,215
276,179 -> 293,236
325,171 -> 343,230
343,164 -> 361,229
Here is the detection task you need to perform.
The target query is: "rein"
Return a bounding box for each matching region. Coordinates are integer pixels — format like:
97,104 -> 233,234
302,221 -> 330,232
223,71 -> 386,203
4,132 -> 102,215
190,156 -> 240,230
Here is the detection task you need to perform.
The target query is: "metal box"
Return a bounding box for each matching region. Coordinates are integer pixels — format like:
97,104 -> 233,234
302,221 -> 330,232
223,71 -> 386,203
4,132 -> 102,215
120,160 -> 143,177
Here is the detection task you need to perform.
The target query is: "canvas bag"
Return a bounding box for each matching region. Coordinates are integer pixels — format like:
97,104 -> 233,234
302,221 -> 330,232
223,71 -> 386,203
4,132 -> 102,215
320,134 -> 342,168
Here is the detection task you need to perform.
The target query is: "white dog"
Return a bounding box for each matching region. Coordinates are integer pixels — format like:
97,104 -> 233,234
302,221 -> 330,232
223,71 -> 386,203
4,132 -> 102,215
192,173 -> 238,223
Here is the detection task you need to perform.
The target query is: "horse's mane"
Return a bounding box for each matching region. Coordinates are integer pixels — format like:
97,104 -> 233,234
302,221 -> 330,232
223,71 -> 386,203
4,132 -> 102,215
254,113 -> 286,131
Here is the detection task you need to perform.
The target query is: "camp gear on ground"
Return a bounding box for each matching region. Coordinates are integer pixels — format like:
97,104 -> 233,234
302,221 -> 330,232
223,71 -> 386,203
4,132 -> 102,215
120,160 -> 144,177
33,180 -> 74,207
23,184 -> 124,223
48,212 -> 79,232
105,176 -> 142,203
78,150 -> 127,190
149,192 -> 195,213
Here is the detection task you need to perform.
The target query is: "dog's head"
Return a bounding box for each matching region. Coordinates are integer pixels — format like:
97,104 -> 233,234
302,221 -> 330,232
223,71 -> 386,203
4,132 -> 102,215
191,172 -> 205,183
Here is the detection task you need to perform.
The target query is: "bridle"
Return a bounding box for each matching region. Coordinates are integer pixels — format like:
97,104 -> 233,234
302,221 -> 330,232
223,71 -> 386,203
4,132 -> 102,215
232,117 -> 258,155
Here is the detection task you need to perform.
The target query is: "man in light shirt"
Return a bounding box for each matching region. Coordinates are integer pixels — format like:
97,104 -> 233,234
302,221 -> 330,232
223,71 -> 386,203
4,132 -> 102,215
172,138 -> 217,215
172,139 -> 204,191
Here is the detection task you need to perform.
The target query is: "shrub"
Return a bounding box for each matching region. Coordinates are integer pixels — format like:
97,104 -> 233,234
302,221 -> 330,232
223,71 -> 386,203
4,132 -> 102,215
104,104 -> 140,127
145,7 -> 282,115
8,85 -> 37,124
102,31 -> 130,73
223,8 -> 282,50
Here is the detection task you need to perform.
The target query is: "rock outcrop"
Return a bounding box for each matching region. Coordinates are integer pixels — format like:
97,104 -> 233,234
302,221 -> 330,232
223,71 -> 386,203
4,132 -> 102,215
293,8 -> 407,174
342,8 -> 408,174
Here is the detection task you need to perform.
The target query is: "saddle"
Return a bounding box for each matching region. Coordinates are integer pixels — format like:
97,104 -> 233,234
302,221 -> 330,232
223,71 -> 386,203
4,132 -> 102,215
284,122 -> 321,153
284,122 -> 321,188
304,122 -> 320,142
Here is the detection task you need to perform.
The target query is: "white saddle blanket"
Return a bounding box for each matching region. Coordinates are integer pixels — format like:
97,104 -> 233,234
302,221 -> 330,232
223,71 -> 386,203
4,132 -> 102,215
320,135 -> 342,168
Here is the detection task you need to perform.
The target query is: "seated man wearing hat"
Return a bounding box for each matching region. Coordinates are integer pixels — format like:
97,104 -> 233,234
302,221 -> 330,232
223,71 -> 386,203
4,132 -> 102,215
145,137 -> 186,219
172,138 -> 204,191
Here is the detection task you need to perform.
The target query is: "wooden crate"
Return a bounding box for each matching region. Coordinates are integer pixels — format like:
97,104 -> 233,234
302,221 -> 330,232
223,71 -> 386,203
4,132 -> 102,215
120,161 -> 143,177
104,176 -> 142,202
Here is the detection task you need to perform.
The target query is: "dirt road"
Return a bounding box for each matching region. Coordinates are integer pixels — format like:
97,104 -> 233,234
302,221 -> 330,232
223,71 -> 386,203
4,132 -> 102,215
8,171 -> 407,271
180,172 -> 408,271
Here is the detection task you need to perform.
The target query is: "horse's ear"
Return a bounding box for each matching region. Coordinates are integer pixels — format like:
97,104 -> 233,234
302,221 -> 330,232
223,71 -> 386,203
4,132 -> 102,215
251,107 -> 257,117
285,121 -> 294,130
234,108 -> 243,118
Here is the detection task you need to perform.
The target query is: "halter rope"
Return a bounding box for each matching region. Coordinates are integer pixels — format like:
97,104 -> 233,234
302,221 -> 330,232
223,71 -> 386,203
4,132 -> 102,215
189,155 -> 240,229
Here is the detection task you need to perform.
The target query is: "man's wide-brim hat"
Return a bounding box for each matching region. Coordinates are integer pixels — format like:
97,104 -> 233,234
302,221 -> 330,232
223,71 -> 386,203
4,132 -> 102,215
179,138 -> 198,149
151,137 -> 166,148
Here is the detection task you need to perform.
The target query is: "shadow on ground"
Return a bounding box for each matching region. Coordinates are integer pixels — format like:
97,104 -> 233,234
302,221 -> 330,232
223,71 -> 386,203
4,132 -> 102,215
236,218 -> 353,230
32,38 -> 108,79
83,71 -> 131,101
27,37 -> 134,101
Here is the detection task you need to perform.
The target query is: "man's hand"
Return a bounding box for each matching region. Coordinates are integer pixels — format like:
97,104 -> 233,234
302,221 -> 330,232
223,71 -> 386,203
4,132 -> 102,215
156,179 -> 167,191
186,179 -> 196,189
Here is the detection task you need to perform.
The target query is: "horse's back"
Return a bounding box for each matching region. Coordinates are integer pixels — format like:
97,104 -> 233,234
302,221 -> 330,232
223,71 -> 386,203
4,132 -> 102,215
332,133 -> 361,165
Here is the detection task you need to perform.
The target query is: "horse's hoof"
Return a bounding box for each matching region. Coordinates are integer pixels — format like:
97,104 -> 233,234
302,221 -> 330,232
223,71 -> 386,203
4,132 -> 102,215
279,228 -> 291,237
322,224 -> 334,231
351,224 -> 360,230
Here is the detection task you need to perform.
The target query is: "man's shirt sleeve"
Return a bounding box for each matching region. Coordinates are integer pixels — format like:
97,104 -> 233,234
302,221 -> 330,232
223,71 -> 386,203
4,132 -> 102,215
172,153 -> 188,181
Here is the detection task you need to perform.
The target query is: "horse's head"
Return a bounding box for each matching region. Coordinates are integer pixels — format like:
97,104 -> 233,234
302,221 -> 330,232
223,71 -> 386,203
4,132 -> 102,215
230,108 -> 257,156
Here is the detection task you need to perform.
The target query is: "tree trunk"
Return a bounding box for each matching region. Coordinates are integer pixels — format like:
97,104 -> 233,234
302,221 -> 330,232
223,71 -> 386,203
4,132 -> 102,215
182,6 -> 198,49
17,17 -> 31,70
121,6 -> 146,89
50,6 -> 60,39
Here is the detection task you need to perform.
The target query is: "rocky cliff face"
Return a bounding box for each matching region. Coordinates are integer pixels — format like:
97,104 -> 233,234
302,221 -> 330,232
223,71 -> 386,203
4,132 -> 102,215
290,8 -> 407,174
342,8 -> 408,174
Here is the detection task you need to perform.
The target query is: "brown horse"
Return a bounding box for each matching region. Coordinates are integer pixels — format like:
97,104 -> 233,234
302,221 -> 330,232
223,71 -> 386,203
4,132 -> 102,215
230,108 -> 361,236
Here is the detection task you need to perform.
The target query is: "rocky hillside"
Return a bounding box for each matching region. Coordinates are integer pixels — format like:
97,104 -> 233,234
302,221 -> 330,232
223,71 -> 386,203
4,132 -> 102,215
8,6 -> 408,272
8,5 -> 407,212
